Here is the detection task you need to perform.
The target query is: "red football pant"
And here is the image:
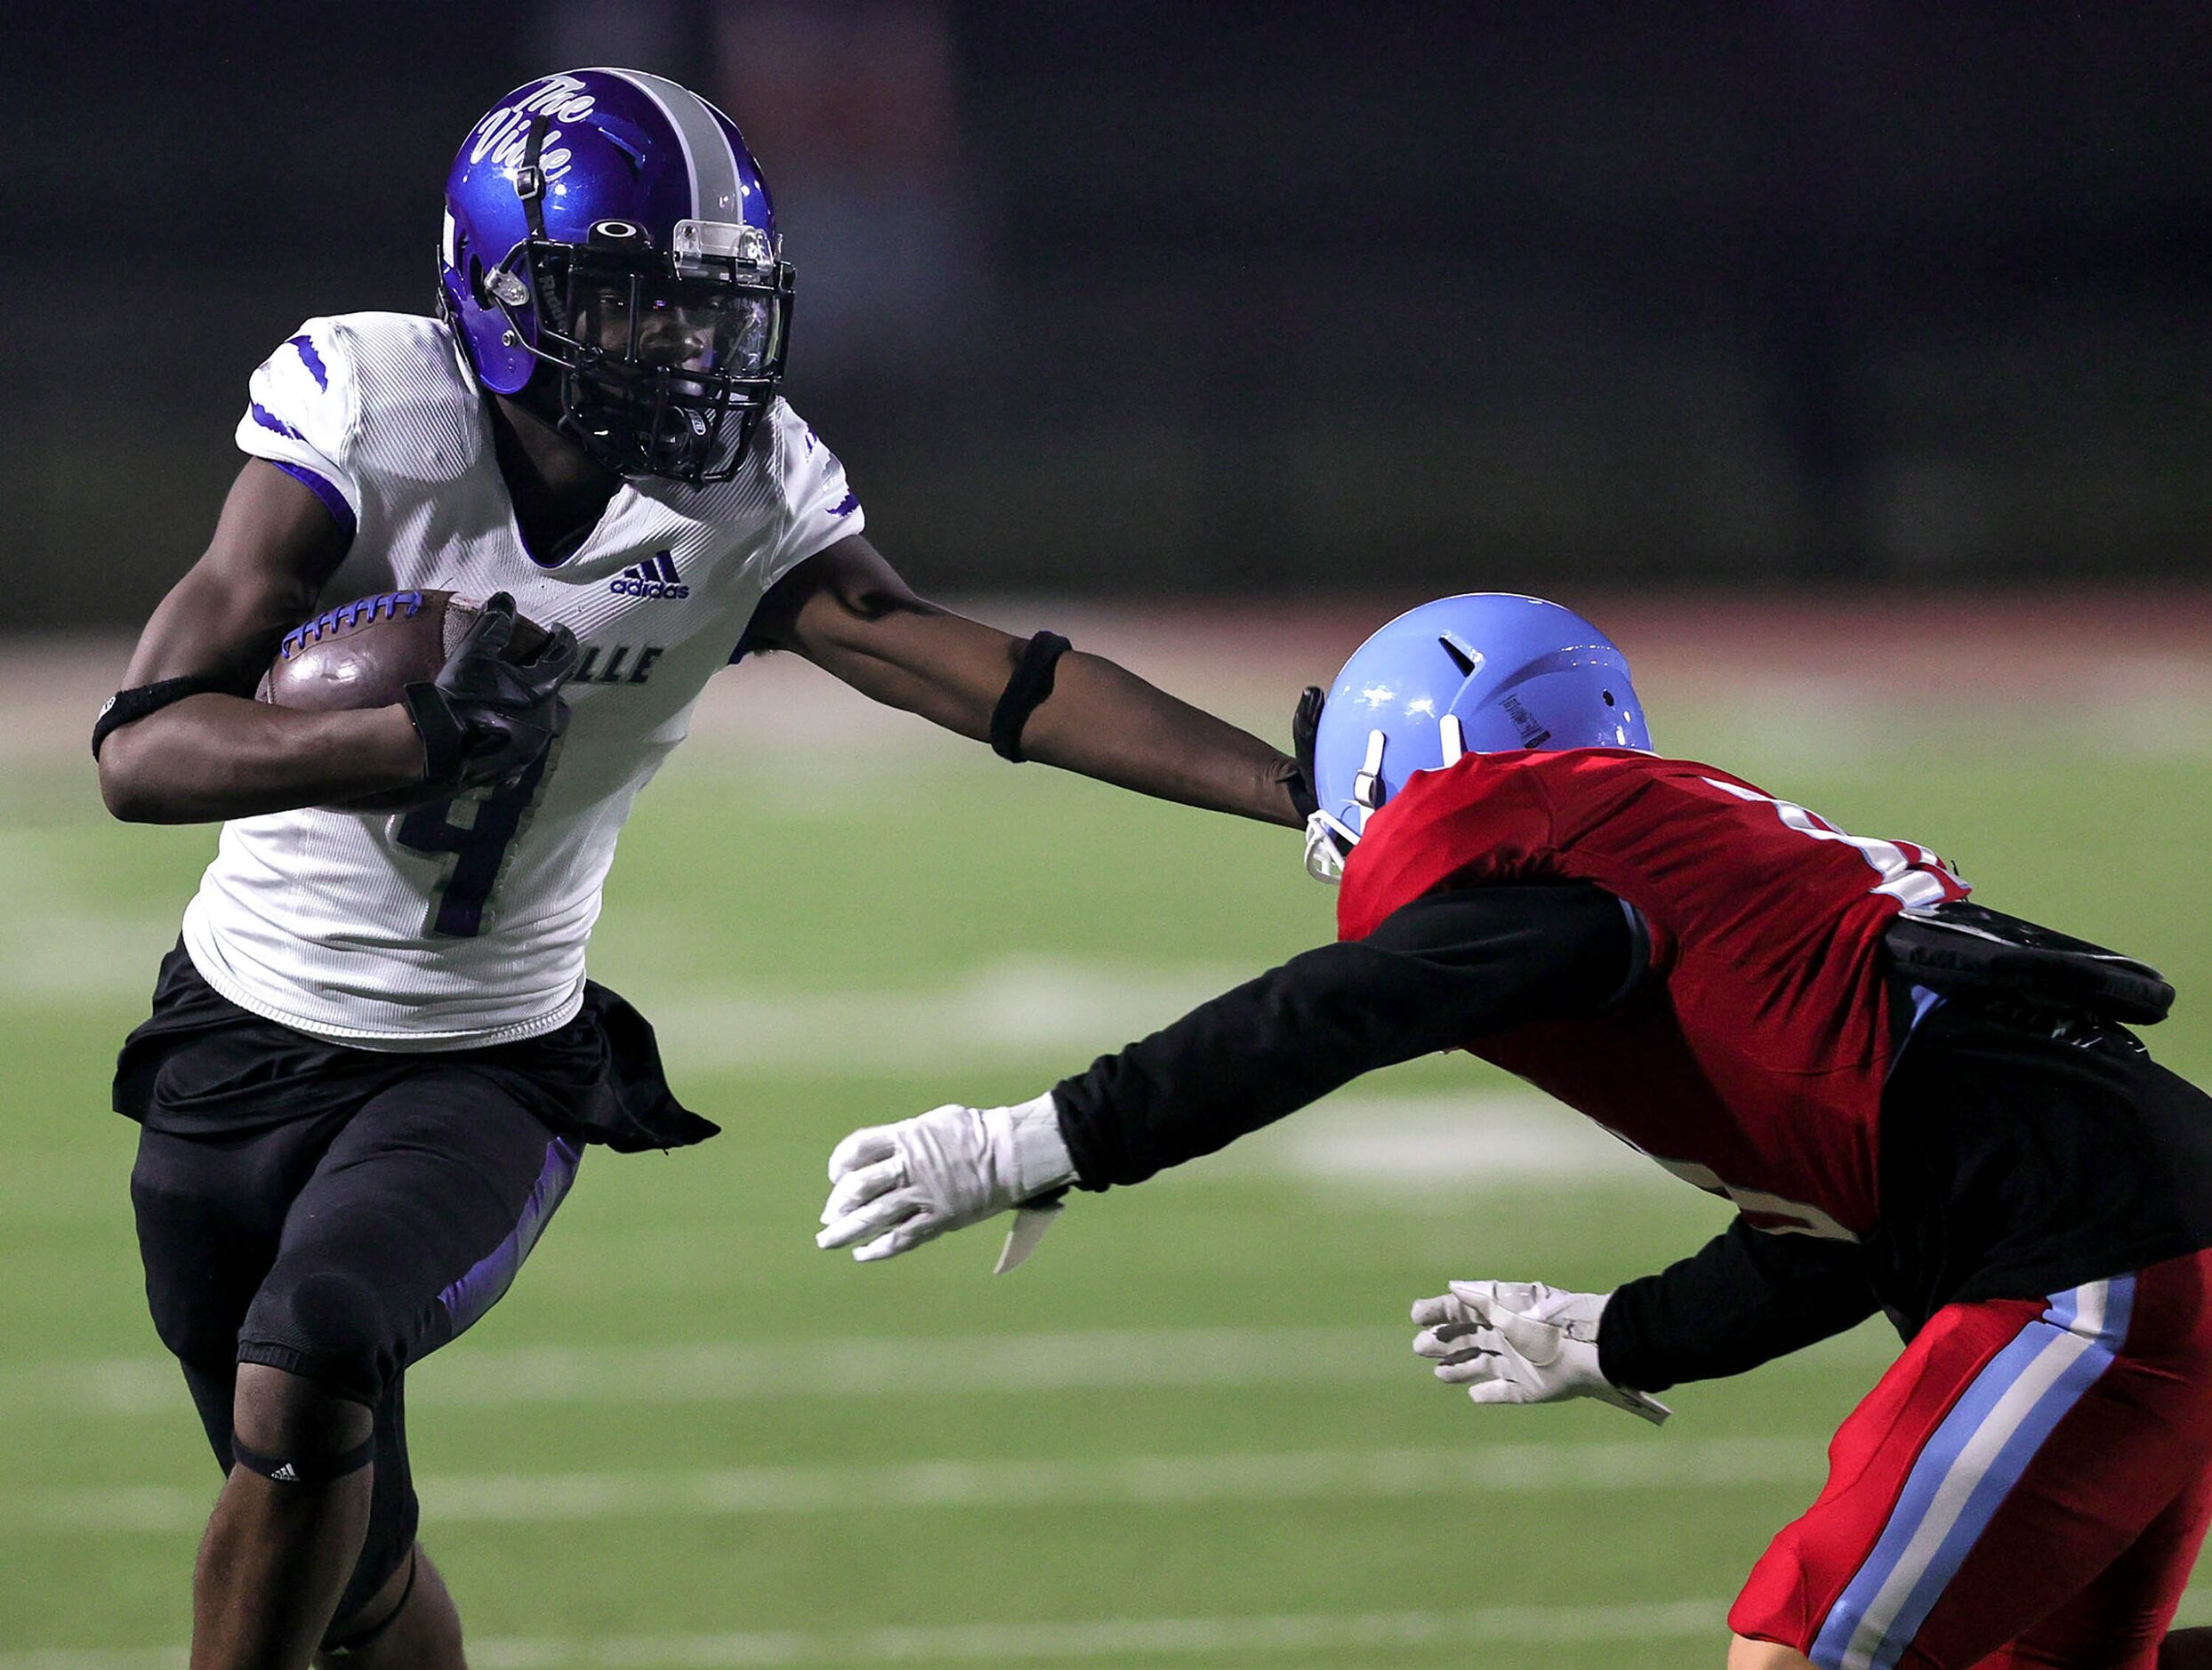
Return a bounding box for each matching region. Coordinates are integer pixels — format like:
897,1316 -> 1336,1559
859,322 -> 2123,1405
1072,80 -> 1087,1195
1731,1248 -> 2212,1669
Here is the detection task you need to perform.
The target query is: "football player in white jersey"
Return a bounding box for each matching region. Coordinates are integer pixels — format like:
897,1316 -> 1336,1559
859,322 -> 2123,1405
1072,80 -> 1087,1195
93,70 -> 1313,1669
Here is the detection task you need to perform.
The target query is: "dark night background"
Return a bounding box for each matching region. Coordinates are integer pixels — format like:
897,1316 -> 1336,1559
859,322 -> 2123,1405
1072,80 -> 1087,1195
3,2 -> 2207,628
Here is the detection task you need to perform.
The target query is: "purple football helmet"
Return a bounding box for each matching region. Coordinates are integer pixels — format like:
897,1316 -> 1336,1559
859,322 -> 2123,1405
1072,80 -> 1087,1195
438,68 -> 795,484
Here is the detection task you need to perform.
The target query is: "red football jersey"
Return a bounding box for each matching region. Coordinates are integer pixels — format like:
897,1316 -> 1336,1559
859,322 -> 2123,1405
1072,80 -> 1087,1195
1336,750 -> 1967,1239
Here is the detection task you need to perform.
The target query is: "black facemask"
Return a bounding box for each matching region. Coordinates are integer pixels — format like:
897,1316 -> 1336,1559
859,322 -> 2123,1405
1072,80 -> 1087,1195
483,218 -> 795,485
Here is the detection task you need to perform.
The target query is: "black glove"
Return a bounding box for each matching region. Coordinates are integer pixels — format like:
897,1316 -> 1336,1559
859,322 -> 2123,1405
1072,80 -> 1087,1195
403,594 -> 580,790
1283,684 -> 1324,821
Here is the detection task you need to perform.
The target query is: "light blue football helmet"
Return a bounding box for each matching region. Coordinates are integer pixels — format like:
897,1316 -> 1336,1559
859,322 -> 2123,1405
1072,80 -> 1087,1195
1304,594 -> 1651,880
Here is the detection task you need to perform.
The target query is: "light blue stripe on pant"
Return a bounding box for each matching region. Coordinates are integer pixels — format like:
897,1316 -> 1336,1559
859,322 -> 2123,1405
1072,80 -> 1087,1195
1808,1275 -> 2135,1670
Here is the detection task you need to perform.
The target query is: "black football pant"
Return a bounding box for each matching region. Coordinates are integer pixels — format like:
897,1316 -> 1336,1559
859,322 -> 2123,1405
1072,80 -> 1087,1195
131,1079 -> 580,1621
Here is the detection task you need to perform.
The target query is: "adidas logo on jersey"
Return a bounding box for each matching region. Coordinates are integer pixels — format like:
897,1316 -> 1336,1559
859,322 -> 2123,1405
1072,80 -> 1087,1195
609,551 -> 689,599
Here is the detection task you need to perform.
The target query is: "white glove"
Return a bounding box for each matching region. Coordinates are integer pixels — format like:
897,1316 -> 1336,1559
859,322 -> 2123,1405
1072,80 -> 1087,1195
816,1093 -> 1076,1270
1410,1280 -> 1670,1425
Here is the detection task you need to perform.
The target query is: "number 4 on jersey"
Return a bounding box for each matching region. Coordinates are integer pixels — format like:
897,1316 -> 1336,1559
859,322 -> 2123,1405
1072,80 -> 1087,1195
396,751 -> 555,937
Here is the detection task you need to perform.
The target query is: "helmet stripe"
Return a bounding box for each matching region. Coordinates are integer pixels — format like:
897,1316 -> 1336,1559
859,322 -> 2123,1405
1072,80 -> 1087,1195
591,67 -> 744,223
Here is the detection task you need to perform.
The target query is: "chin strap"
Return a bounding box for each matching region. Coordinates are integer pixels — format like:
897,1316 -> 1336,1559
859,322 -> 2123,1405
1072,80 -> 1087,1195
513,115 -> 551,241
516,116 -> 569,380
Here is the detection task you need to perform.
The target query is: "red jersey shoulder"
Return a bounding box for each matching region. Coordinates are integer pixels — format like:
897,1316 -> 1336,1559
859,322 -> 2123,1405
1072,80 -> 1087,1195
1336,750 -> 1566,941
1338,750 -> 1704,940
1339,748 -> 1966,946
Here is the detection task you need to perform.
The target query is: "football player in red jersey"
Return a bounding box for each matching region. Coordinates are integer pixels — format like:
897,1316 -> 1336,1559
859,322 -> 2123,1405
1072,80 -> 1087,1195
818,594 -> 2212,1670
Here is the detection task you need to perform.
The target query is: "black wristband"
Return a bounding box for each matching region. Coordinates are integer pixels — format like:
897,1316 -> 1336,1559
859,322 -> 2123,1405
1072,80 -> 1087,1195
990,631 -> 1073,763
92,674 -> 239,759
400,682 -> 468,784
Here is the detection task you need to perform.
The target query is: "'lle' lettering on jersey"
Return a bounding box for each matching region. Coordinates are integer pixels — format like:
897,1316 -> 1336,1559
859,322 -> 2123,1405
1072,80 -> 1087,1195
182,313 -> 863,1048
1336,749 -> 1968,1240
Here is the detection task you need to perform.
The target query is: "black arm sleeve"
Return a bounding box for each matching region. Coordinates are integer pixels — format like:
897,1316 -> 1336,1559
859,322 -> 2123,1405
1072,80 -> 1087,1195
1597,1217 -> 1882,1393
1054,883 -> 1636,1190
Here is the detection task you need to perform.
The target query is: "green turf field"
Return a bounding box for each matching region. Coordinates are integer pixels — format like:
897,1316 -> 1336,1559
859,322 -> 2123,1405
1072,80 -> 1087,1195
2,679 -> 2208,1667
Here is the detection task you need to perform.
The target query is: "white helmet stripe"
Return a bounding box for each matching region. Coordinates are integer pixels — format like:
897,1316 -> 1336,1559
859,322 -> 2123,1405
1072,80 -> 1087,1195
590,67 -> 744,222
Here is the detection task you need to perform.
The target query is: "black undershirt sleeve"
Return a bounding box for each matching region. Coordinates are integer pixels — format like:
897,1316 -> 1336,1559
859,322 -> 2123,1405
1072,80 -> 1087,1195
1597,1217 -> 1882,1393
1053,884 -> 1635,1190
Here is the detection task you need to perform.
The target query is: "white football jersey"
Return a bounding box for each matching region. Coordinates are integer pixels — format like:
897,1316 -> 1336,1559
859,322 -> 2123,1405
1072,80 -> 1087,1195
180,312 -> 864,1048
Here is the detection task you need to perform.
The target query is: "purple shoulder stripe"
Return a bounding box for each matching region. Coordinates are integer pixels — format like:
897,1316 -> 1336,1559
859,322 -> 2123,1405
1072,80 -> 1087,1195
269,462 -> 357,546
286,333 -> 331,390
249,401 -> 303,442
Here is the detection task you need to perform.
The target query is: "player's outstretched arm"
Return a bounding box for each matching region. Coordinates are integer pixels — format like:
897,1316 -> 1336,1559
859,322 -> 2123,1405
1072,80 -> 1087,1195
746,534 -> 1307,826
818,885 -> 1637,1264
1593,1216 -> 1881,1393
95,461 -> 426,822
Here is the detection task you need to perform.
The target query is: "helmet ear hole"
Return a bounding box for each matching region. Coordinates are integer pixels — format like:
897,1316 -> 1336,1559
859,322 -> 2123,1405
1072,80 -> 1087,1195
1437,633 -> 1481,677
1603,689 -> 1616,707
468,256 -> 489,309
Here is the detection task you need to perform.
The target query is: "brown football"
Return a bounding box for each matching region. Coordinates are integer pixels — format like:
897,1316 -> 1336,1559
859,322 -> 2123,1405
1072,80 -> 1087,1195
258,590 -> 554,811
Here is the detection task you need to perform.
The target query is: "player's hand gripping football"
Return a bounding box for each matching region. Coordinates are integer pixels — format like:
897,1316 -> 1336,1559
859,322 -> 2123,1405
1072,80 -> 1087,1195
403,592 -> 579,790
816,1095 -> 1075,1273
1411,1280 -> 1670,1425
